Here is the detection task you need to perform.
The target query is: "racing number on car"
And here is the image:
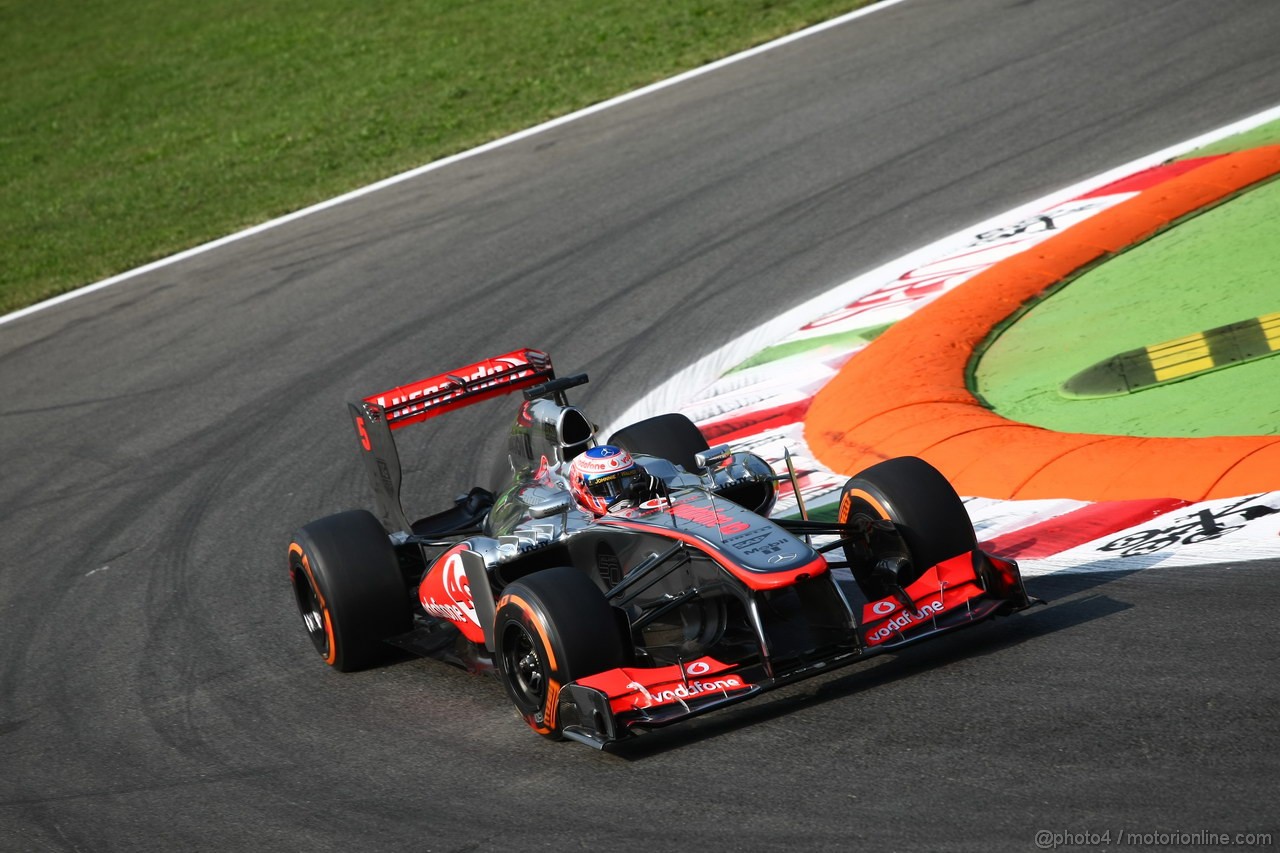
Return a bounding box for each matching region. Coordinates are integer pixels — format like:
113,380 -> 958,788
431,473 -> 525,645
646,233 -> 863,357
354,415 -> 371,451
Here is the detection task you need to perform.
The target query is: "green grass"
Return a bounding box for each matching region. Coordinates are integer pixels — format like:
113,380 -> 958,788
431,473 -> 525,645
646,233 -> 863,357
1,0 -> 872,315
1178,117 -> 1280,159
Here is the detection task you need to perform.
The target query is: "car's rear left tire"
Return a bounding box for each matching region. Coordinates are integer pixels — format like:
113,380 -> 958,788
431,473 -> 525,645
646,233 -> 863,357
494,566 -> 626,739
837,456 -> 976,601
288,509 -> 410,672
608,413 -> 710,472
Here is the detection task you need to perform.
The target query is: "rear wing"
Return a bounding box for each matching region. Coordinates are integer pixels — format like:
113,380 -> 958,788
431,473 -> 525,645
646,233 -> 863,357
348,348 -> 556,533
365,348 -> 554,429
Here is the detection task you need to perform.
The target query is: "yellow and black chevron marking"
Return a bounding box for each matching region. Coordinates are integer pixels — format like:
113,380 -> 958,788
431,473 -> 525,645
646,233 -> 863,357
1061,312 -> 1280,398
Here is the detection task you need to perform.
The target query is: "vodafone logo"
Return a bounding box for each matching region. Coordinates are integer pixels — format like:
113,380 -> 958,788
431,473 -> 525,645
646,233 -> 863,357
872,600 -> 897,616
625,676 -> 748,709
421,550 -> 480,626
442,553 -> 479,625
867,599 -> 945,643
686,661 -> 711,676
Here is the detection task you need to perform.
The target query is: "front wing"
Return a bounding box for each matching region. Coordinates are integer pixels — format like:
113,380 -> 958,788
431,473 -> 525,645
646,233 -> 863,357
557,548 -> 1030,748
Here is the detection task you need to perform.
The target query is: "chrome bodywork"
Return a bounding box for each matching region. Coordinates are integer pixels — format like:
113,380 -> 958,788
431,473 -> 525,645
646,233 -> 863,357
475,396 -> 785,581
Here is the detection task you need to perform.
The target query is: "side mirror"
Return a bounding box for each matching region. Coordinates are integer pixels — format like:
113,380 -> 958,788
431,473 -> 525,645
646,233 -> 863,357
695,444 -> 732,469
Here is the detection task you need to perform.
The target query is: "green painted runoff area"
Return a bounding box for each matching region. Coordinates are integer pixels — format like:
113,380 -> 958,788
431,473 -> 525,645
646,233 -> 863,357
972,135 -> 1280,438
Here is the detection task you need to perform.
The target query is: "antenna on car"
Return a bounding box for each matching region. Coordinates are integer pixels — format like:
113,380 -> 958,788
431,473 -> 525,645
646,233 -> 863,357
706,483 -> 726,546
783,448 -> 812,546
783,448 -> 809,522
661,476 -> 678,529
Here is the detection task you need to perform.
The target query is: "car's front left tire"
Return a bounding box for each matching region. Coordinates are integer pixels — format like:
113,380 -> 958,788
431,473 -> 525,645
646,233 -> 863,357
494,566 -> 625,739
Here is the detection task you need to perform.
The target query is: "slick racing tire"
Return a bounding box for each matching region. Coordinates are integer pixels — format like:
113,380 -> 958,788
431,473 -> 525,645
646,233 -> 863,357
494,566 -> 626,739
837,456 -> 976,602
608,413 -> 710,473
288,509 -> 410,672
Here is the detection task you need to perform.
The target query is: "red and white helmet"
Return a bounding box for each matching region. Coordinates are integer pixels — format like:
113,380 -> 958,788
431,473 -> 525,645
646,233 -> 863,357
569,445 -> 638,515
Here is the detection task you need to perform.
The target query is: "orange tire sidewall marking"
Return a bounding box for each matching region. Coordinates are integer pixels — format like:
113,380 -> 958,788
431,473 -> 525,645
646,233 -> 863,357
497,592 -> 559,734
498,593 -> 558,671
840,487 -> 892,524
806,146 -> 1280,502
543,679 -> 562,732
289,543 -> 338,666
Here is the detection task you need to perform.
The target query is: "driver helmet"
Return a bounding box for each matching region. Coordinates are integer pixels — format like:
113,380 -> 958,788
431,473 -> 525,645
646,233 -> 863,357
569,445 -> 638,515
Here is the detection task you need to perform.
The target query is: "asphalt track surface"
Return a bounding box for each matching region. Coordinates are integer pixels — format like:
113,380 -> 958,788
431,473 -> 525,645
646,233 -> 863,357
3,1 -> 1280,850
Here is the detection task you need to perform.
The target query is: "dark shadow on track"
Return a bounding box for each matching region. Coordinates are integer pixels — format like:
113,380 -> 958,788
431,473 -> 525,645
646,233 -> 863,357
605,569 -> 1141,761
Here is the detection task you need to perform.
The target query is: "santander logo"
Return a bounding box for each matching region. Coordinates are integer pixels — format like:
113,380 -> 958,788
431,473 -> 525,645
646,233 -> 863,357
377,355 -> 533,415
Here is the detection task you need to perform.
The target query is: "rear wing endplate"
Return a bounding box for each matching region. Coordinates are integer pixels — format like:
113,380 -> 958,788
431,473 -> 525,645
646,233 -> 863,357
348,348 -> 555,533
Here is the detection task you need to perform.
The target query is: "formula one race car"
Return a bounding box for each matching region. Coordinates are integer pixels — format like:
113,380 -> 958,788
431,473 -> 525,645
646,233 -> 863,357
287,348 -> 1031,747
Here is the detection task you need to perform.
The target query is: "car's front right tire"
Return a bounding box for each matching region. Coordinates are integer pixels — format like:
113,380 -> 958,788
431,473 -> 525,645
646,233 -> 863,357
837,456 -> 976,601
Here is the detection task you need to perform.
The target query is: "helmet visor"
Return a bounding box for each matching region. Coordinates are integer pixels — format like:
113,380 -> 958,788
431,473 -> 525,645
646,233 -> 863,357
584,469 -> 631,500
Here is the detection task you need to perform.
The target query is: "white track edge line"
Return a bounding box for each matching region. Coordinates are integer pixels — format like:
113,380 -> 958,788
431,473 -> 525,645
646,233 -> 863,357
1,0 -> 911,329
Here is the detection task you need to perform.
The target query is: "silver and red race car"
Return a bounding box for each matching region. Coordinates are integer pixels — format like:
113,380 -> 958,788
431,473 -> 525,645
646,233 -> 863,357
287,348 -> 1032,747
